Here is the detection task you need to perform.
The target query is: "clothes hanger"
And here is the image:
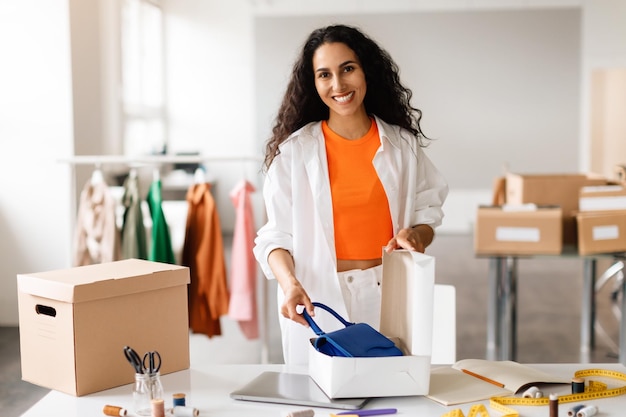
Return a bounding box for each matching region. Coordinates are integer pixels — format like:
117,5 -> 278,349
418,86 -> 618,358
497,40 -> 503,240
91,164 -> 104,185
194,167 -> 206,184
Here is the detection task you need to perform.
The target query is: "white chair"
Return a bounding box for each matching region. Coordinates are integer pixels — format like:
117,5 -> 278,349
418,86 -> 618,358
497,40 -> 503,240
431,284 -> 457,364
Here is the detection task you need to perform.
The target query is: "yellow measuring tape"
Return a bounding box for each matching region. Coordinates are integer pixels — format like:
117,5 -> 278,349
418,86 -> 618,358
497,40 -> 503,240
440,369 -> 626,417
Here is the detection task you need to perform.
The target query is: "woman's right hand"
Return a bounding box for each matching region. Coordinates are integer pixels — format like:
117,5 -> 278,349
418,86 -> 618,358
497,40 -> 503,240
267,248 -> 315,327
281,281 -> 315,327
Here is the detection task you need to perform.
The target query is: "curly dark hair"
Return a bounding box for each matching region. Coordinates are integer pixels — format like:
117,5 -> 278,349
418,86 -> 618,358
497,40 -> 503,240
263,24 -> 429,170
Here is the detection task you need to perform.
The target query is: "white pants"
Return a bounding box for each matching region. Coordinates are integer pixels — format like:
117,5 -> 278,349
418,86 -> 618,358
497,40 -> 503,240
337,265 -> 383,330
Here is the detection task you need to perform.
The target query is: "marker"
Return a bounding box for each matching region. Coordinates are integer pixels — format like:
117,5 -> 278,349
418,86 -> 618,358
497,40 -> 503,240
285,410 -> 314,417
335,409 -> 398,416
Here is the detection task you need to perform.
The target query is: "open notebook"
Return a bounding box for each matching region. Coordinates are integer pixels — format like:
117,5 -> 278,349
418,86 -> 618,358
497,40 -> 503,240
427,359 -> 571,406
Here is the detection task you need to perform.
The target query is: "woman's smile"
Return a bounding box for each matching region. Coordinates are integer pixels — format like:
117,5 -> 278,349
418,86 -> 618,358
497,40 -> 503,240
333,91 -> 355,103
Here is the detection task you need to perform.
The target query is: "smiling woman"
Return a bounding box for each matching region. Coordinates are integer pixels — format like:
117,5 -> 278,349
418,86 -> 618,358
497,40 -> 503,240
253,24 -> 448,365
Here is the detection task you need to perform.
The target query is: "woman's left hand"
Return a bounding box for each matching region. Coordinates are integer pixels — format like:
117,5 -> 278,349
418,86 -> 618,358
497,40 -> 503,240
384,224 -> 434,253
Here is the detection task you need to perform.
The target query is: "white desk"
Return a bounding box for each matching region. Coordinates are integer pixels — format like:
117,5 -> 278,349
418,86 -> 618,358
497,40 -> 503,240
20,363 -> 626,417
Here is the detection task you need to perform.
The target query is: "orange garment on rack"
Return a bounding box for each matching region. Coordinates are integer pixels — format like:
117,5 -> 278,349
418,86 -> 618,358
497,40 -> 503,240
182,182 -> 230,338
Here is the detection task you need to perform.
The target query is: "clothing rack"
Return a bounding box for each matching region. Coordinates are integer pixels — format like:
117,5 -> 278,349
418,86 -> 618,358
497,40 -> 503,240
60,154 -> 270,364
58,154 -> 263,165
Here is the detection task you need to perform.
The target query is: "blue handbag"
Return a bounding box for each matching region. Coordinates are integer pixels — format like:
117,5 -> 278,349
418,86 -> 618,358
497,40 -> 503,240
301,302 -> 403,358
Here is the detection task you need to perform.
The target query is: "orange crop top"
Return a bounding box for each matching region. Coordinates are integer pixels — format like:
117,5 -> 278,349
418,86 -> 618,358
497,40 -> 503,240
323,119 -> 393,259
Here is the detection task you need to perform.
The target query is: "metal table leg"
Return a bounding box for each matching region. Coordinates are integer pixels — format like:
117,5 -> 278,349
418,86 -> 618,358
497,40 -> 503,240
580,258 -> 596,363
487,256 -> 518,361
487,257 -> 501,361
500,257 -> 517,361
619,268 -> 626,366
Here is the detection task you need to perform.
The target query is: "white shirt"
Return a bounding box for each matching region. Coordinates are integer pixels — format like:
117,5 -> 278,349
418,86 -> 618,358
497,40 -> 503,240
253,116 -> 449,365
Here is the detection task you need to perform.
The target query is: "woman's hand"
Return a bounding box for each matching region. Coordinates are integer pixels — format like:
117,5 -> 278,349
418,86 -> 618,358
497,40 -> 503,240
268,248 -> 315,326
280,281 -> 315,327
384,224 -> 434,253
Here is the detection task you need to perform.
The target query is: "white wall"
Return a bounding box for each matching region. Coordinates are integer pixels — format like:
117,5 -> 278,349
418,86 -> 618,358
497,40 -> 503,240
0,0 -> 74,325
580,0 -> 626,173
164,0 -> 261,232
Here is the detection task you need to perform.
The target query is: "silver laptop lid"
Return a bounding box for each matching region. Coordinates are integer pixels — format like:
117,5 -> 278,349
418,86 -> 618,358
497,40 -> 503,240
229,371 -> 369,410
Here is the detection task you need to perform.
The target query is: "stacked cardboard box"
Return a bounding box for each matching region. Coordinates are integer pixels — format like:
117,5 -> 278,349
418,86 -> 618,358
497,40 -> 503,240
505,173 -> 608,245
474,173 -> 611,255
474,205 -> 562,255
576,185 -> 626,255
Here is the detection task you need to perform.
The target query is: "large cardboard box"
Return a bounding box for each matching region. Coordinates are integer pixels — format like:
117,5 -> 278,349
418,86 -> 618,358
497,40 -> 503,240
474,205 -> 563,255
576,211 -> 626,255
17,259 -> 190,396
308,250 -> 434,398
579,185 -> 626,212
505,173 -> 608,244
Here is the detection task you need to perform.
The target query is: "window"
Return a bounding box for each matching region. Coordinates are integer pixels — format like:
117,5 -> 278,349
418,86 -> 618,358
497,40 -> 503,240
121,0 -> 166,156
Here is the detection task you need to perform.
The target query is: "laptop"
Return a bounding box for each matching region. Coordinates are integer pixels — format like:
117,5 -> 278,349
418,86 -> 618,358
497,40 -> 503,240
229,371 -> 370,410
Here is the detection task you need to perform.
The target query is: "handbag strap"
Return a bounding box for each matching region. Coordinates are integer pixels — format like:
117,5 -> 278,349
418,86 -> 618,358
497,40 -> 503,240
301,302 -> 354,336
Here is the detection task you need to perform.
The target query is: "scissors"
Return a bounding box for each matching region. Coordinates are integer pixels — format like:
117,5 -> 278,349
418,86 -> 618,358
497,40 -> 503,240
142,350 -> 162,374
123,346 -> 144,374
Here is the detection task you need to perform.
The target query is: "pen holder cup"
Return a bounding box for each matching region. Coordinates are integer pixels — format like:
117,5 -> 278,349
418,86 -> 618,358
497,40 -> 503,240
133,372 -> 164,416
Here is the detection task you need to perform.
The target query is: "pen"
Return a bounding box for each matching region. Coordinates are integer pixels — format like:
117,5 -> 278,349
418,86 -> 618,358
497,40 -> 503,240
461,368 -> 505,388
334,408 -> 397,416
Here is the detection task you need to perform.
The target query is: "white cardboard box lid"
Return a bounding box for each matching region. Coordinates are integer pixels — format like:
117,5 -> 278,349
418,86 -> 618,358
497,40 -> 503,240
17,259 -> 189,303
380,250 -> 435,357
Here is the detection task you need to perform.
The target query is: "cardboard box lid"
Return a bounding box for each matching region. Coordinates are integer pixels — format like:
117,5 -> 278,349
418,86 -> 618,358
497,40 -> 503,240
477,204 -> 562,218
579,185 -> 626,211
505,173 -> 608,208
380,250 -> 434,357
17,259 -> 190,303
581,184 -> 626,194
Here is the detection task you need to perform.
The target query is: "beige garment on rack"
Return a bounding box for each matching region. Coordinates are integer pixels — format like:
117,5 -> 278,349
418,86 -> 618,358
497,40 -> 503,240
73,179 -> 121,266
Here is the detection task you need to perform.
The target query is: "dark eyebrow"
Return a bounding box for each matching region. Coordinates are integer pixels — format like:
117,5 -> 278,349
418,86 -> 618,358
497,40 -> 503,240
315,60 -> 359,73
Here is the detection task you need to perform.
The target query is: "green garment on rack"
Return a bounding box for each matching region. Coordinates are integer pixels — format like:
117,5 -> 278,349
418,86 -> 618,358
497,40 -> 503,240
147,179 -> 176,264
121,173 -> 148,260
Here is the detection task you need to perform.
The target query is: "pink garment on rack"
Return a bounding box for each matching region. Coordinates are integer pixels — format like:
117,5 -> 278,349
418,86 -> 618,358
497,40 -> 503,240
228,179 -> 259,340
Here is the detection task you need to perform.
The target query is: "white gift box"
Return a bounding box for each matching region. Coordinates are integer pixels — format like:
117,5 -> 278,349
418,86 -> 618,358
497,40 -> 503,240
308,250 -> 435,398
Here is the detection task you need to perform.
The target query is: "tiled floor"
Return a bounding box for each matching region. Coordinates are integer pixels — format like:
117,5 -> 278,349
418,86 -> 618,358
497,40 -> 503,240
2,234 -> 622,416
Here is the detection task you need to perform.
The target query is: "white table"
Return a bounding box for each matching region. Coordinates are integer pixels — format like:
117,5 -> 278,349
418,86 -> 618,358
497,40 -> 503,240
20,363 -> 626,417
